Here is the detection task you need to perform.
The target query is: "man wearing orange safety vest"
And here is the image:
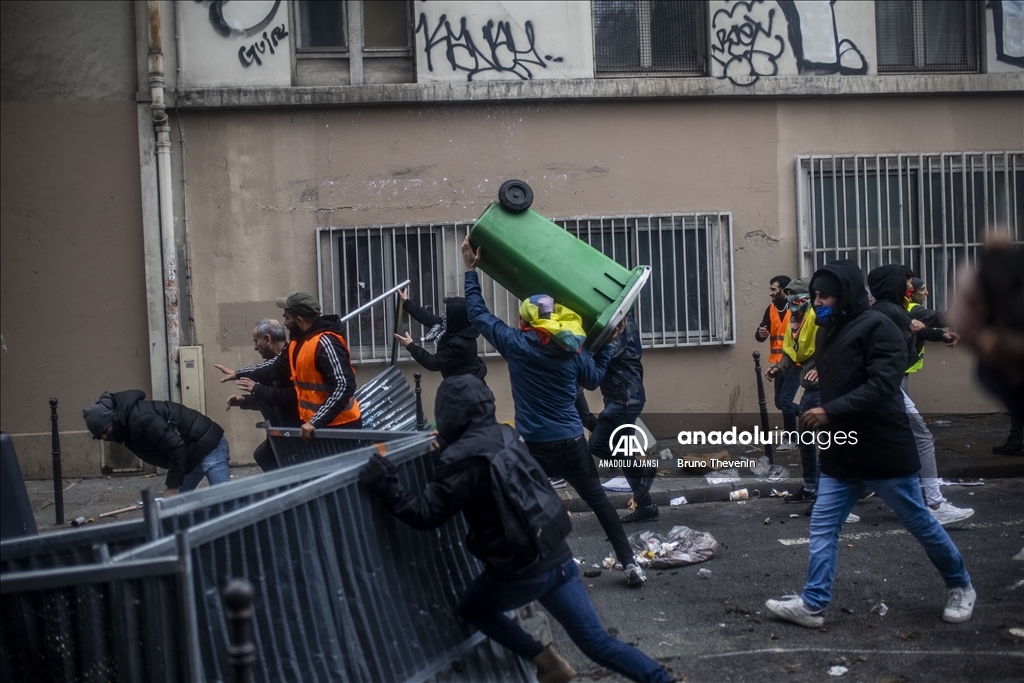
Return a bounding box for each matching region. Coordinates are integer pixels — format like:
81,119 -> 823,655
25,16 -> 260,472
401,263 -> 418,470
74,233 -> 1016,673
218,292 -> 361,442
755,275 -> 798,448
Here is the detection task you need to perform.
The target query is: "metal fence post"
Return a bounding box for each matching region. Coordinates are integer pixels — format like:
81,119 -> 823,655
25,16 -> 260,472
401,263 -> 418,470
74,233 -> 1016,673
753,352 -> 774,465
142,487 -> 160,542
224,579 -> 256,683
50,398 -> 64,525
414,372 -> 427,431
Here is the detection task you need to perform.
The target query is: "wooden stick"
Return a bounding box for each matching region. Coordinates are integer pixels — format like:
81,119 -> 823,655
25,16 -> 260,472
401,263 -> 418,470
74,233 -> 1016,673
99,501 -> 143,518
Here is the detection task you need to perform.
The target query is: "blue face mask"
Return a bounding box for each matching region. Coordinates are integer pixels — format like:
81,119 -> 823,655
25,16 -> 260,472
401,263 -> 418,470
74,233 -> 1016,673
814,305 -> 834,326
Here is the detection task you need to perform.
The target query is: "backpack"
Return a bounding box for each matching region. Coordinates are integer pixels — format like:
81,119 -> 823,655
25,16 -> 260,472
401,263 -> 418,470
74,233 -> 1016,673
484,425 -> 572,573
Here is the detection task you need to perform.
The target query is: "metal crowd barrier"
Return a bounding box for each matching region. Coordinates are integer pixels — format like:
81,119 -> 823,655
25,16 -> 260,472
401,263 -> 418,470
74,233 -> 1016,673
0,433 -> 536,683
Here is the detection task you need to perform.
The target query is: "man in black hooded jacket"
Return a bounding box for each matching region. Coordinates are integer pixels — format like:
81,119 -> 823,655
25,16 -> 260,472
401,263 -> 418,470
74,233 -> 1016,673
83,390 -> 228,496
867,264 -> 974,526
766,259 -> 974,629
359,375 -> 673,683
393,288 -> 487,381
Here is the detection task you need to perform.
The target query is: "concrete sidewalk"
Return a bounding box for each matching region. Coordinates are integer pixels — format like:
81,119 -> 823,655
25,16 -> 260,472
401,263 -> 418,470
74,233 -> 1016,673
17,412 -> 1024,533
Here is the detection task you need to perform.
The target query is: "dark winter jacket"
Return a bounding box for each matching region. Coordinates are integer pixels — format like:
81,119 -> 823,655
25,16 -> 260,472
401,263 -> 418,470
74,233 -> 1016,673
361,375 -> 572,579
237,315 -> 357,428
810,260 -> 920,480
402,297 -> 487,381
465,271 -> 614,441
599,315 -> 645,406
868,265 -> 948,372
106,390 -> 224,489
238,349 -> 301,427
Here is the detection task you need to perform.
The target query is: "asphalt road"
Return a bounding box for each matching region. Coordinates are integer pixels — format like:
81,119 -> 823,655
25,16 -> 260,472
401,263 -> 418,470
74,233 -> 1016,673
549,478 -> 1024,683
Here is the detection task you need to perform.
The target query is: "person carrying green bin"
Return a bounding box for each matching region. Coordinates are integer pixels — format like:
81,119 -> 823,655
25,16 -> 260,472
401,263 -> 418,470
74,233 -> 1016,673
461,237 -> 647,587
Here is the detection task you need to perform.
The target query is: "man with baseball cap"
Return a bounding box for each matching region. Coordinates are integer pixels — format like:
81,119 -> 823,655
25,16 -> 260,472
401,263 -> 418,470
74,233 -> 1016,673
216,292 -> 361,442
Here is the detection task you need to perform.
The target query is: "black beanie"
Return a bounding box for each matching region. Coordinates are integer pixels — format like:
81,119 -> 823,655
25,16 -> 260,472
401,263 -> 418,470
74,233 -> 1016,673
812,272 -> 843,299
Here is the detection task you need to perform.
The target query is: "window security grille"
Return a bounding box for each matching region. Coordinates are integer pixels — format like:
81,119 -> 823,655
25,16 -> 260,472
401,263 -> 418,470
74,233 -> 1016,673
593,0 -> 706,77
297,0 -> 347,50
318,213 -> 734,363
797,152 -> 1024,312
875,0 -> 978,73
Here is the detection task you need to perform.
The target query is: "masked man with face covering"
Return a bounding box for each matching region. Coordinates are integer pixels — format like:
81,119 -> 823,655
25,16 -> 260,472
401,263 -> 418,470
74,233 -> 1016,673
393,288 -> 487,381
359,375 -> 675,683
867,264 -> 974,526
766,259 -> 975,629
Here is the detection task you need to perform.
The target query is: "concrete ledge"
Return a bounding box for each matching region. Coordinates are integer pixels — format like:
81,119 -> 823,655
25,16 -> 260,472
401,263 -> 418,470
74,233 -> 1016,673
164,73 -> 1024,109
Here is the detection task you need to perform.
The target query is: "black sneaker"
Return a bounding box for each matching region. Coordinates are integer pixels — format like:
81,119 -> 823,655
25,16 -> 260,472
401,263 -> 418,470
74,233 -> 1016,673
621,505 -> 660,524
992,439 -> 1024,455
785,487 -> 817,503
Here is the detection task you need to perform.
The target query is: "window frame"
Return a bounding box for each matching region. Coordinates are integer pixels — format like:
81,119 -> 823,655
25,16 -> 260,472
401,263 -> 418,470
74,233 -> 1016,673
874,0 -> 980,74
293,0 -> 413,60
592,0 -> 708,78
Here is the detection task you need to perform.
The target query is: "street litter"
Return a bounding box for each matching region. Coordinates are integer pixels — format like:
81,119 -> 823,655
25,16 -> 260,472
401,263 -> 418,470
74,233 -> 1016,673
658,448 -> 673,460
697,568 -> 712,579
929,419 -> 952,427
750,457 -> 789,481
729,489 -> 750,501
763,517 -> 771,525
705,468 -> 741,484
1011,547 -> 1024,561
789,514 -> 799,518
583,569 -> 602,578
628,526 -> 717,568
670,496 -> 688,506
602,555 -> 617,569
1009,628 -> 1024,639
573,557 -> 584,564
770,488 -> 789,498
871,602 -> 889,616
828,665 -> 848,676
601,476 -> 632,492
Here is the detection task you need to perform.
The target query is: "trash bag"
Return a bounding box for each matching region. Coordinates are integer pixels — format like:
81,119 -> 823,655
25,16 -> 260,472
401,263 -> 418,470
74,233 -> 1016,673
627,525 -> 717,569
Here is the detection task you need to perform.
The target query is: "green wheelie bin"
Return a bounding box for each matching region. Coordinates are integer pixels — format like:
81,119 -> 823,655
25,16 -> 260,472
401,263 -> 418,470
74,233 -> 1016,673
469,198 -> 650,351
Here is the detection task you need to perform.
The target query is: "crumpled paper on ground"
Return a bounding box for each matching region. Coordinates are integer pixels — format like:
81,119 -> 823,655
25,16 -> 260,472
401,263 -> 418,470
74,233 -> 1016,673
628,525 -> 717,568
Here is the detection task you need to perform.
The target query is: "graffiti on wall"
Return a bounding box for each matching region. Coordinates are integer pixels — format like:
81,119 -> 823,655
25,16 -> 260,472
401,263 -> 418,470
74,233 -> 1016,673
990,0 -> 1024,67
415,13 -> 563,81
195,0 -> 288,68
711,0 -> 866,86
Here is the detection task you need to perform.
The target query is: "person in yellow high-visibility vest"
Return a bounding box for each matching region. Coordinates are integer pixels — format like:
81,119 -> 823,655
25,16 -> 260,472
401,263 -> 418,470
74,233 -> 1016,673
757,275 -> 797,448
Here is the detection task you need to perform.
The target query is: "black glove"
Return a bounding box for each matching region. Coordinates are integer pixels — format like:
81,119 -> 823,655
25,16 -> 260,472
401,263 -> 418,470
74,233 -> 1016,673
359,455 -> 396,495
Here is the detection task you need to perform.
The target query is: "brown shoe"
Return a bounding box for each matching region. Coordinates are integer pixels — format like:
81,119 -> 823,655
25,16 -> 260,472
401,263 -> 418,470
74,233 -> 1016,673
532,645 -> 576,683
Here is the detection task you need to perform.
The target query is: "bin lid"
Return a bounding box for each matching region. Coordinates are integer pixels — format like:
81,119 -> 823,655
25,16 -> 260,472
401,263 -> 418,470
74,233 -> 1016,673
587,265 -> 651,351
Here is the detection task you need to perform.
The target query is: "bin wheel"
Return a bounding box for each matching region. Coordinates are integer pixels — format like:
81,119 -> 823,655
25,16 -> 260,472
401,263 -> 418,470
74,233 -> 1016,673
498,179 -> 533,213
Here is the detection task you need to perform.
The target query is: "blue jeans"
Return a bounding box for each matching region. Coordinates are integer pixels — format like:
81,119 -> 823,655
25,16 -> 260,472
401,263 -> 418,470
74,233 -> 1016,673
801,474 -> 970,612
796,389 -> 821,492
775,368 -> 799,432
179,436 -> 231,492
459,559 -> 672,683
589,402 -> 653,508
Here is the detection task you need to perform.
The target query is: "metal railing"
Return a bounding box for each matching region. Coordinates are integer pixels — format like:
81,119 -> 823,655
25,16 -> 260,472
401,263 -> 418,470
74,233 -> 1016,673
1,434 -> 534,683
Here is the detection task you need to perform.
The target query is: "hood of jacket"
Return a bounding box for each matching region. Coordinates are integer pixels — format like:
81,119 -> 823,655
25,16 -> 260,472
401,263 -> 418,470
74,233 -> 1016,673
809,259 -> 869,328
435,374 -> 497,446
104,390 -> 147,443
443,298 -> 480,341
868,264 -> 908,307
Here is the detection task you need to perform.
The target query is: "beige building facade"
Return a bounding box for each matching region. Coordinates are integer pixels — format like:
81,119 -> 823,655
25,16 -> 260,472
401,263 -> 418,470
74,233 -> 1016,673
2,1 -> 1022,476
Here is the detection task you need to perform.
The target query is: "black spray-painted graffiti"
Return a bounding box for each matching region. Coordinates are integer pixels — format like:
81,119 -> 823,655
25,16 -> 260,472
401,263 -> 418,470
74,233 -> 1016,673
415,13 -> 563,81
989,0 -> 1024,67
710,1 -> 786,86
711,0 -> 866,86
199,0 -> 281,38
777,0 -> 866,76
195,0 -> 288,67
238,25 -> 289,67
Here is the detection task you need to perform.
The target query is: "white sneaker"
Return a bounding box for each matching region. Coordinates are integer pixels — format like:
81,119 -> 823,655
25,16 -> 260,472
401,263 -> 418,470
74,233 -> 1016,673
845,513 -> 860,523
548,478 -> 567,490
943,584 -> 976,623
625,563 -> 647,587
775,436 -> 797,453
930,502 -> 974,526
765,595 -> 824,628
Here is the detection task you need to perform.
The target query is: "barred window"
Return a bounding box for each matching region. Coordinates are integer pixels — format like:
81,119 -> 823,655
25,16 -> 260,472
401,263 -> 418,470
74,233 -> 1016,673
875,0 -> 979,73
593,0 -> 707,77
797,153 -> 1024,312
318,212 -> 734,363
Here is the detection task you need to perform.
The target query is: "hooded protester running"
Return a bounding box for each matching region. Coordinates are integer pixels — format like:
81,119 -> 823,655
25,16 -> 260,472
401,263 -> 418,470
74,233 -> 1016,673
867,264 -> 975,526
360,375 -> 674,683
766,259 -> 975,630
394,288 -> 487,381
